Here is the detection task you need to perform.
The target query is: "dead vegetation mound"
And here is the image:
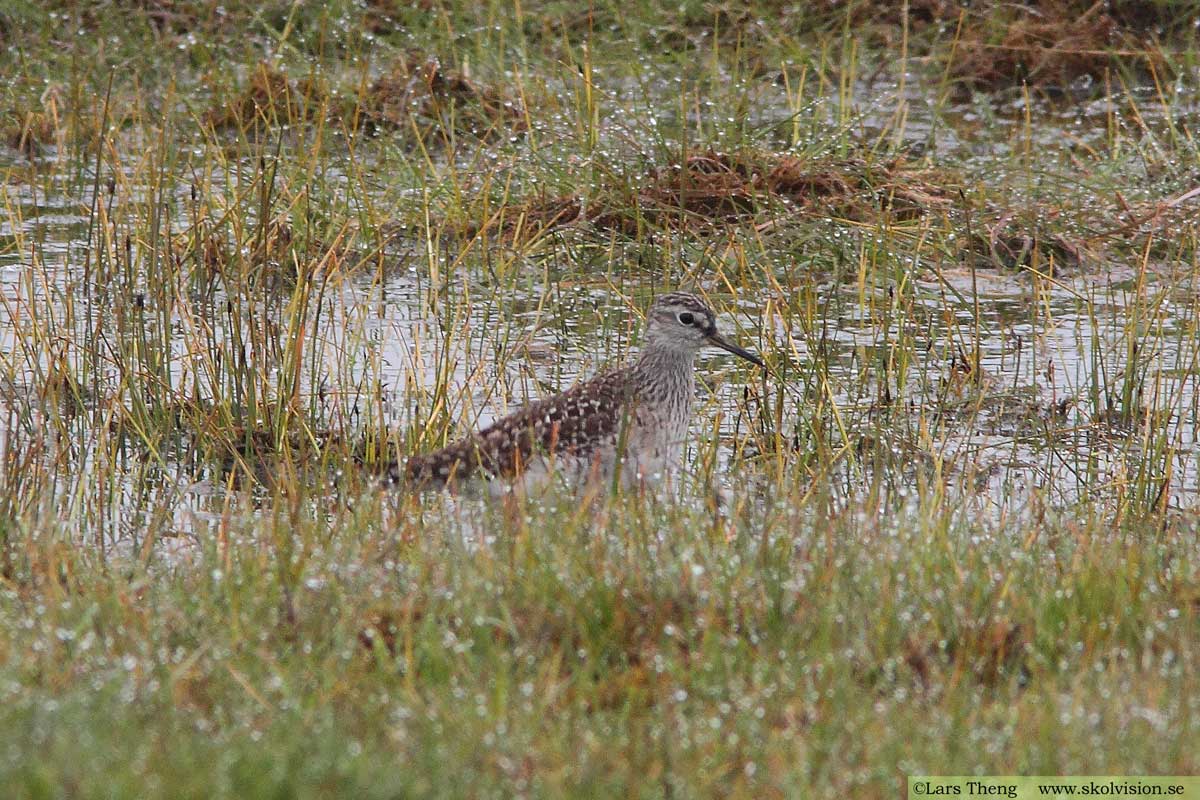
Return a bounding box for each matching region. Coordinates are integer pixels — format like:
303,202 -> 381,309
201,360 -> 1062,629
204,56 -> 525,143
461,146 -> 1197,275
962,206 -> 1094,272
803,0 -> 1178,91
943,0 -> 1162,92
204,63 -> 311,130
472,150 -> 959,241
360,55 -> 526,140
2,85 -> 67,157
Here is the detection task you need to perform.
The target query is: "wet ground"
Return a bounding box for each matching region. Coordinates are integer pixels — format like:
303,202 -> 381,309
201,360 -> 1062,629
2,66 -> 1198,549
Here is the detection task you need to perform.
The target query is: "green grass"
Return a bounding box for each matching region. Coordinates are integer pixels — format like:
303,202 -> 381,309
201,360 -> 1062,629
2,490 -> 1197,797
1,1 -> 1199,797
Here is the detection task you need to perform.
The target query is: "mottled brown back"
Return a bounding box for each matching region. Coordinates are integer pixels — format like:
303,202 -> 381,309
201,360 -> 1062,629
397,366 -> 636,490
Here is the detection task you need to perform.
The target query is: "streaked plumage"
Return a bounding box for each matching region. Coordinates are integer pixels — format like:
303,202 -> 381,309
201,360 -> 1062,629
394,292 -> 762,494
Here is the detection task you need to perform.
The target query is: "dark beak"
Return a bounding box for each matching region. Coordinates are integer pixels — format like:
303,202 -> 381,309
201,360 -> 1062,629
706,330 -> 764,368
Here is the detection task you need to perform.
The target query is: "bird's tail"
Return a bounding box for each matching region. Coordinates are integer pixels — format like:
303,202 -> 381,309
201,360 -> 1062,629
387,439 -> 482,492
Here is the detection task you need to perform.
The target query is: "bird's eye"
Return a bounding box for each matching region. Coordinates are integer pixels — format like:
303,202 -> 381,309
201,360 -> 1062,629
677,312 -> 695,326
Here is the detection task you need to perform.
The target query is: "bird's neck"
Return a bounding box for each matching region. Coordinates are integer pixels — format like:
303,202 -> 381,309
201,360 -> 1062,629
632,343 -> 696,404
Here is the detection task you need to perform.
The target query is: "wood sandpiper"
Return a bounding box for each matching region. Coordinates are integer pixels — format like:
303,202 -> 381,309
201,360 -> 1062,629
395,292 -> 763,494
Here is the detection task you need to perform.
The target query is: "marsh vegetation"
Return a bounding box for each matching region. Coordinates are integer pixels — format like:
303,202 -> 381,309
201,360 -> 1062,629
0,1 -> 1198,796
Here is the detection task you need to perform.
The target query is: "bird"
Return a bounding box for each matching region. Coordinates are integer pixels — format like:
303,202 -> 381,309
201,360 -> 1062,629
394,291 -> 763,495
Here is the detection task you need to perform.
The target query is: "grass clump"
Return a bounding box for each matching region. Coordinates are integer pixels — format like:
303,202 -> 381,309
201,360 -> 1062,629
0,488 -> 1195,797
359,54 -> 528,141
468,149 -> 958,243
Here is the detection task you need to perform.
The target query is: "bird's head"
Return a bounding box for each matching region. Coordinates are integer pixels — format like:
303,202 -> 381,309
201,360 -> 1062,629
643,292 -> 763,367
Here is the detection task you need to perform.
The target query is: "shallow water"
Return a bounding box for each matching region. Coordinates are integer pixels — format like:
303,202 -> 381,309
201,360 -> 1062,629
1,68 -> 1198,550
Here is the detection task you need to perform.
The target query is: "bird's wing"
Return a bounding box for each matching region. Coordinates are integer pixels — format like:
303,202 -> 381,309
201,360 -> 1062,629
401,367 -> 634,489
